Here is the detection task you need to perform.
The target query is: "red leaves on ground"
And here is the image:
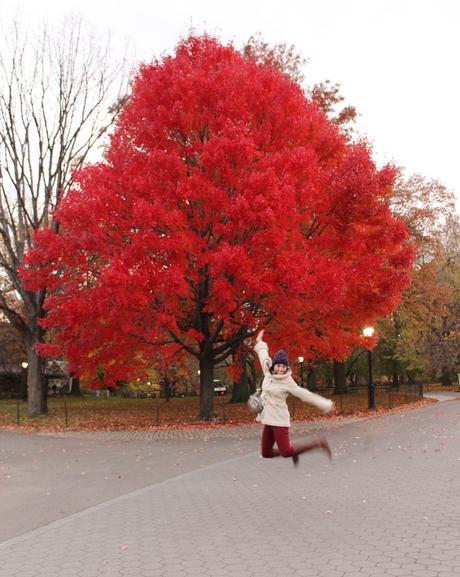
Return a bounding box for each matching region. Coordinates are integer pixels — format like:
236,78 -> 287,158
0,395 -> 435,433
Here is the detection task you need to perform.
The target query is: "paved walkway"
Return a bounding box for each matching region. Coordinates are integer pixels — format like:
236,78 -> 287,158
423,390 -> 460,403
0,416 -> 359,541
1,396 -> 460,577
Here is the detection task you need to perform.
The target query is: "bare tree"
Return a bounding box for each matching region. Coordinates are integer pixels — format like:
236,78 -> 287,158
0,16 -> 128,415
0,281 -> 25,368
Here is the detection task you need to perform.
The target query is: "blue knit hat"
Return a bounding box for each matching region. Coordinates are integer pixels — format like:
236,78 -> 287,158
272,350 -> 289,367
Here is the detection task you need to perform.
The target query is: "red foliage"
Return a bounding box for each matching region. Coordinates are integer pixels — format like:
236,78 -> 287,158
22,35 -> 413,384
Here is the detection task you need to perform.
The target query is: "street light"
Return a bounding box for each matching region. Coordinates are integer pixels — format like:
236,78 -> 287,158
363,326 -> 376,410
298,356 -> 304,388
20,361 -> 28,400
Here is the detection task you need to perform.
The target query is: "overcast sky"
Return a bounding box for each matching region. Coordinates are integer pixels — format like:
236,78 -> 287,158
2,0 -> 459,208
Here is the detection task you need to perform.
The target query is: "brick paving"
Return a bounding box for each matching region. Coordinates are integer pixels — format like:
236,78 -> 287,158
0,396 -> 459,576
38,415 -> 360,441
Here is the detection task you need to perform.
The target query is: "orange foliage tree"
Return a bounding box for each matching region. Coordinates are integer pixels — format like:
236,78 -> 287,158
377,173 -> 459,384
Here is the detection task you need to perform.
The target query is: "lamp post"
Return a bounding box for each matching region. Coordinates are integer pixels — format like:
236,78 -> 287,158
20,361 -> 28,401
363,327 -> 376,410
298,356 -> 304,388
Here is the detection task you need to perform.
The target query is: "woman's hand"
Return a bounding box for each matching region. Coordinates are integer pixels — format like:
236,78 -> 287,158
255,329 -> 265,343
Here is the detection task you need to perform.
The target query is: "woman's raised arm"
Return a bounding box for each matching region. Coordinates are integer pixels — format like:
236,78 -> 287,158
253,330 -> 271,375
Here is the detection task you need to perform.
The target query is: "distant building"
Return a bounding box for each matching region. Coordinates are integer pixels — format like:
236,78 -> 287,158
0,361 -> 68,399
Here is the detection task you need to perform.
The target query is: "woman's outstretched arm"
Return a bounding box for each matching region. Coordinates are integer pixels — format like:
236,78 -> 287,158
288,381 -> 335,413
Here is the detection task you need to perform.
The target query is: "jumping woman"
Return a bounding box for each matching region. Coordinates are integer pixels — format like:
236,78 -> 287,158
254,329 -> 335,466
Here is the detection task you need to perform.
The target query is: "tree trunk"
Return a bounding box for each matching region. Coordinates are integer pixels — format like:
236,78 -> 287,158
26,343 -> 47,416
441,366 -> 452,386
231,351 -> 250,403
333,361 -> 346,394
231,370 -> 250,403
69,376 -> 82,396
248,360 -> 257,395
158,378 -> 170,401
199,354 -> 214,420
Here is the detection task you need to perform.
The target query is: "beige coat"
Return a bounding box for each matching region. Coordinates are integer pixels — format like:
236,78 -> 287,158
254,341 -> 333,427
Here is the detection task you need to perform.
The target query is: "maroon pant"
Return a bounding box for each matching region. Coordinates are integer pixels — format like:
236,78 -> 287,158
261,425 -> 294,458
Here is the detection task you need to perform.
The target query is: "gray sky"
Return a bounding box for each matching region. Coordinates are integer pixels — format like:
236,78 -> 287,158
3,0 -> 460,207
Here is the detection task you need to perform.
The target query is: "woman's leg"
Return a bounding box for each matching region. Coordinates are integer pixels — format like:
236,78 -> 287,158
272,426 -> 295,458
274,428 -> 332,466
262,427 -> 331,465
292,437 -> 332,462
261,425 -> 276,458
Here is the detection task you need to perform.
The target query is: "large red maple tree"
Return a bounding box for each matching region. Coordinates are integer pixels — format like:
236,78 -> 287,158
23,36 -> 413,419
